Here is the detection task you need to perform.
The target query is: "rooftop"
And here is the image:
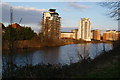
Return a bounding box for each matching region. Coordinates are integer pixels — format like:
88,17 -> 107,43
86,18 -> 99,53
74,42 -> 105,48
49,9 -> 56,12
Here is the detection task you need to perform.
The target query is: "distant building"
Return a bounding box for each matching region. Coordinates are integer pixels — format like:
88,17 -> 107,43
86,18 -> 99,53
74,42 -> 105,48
103,32 -> 109,41
7,23 -> 21,29
93,29 -> 101,41
115,32 -> 120,40
71,29 -> 78,39
91,30 -> 94,40
77,18 -> 91,41
60,32 -> 75,39
11,23 -> 21,29
41,9 -> 61,40
103,30 -> 119,41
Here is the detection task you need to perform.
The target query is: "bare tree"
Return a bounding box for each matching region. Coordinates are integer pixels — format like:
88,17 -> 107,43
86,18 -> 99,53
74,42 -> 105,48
100,1 -> 120,20
100,1 -> 120,48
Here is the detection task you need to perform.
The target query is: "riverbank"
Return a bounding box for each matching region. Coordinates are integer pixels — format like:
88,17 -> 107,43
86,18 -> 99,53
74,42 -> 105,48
2,39 -> 113,50
2,42 -> 120,78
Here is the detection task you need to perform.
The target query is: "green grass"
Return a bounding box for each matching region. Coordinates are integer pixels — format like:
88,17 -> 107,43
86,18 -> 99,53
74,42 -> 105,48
85,63 -> 120,78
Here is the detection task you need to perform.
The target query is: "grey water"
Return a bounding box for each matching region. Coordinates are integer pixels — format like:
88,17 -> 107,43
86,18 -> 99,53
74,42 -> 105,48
2,43 -> 112,67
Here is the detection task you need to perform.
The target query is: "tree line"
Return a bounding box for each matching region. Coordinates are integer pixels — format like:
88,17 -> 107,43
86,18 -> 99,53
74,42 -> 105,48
2,25 -> 36,41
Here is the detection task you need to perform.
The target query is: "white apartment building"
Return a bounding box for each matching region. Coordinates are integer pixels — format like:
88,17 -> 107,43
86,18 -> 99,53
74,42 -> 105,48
77,18 -> 91,41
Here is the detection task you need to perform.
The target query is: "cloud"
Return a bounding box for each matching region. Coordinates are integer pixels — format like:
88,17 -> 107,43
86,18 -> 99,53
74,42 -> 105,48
58,8 -> 70,12
48,6 -> 70,12
1,2 -> 47,24
69,2 -> 91,11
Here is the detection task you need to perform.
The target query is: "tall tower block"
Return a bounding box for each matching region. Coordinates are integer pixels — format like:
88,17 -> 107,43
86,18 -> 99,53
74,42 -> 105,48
41,9 -> 61,41
77,18 -> 91,41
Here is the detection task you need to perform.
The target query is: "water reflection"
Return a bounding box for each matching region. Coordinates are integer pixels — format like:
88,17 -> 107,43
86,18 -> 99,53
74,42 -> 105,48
77,43 -> 113,59
77,43 -> 90,60
3,43 -> 112,67
32,47 -> 60,65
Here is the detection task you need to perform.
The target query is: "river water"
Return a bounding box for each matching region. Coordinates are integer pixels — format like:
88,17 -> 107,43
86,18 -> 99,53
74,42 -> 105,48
3,43 -> 112,67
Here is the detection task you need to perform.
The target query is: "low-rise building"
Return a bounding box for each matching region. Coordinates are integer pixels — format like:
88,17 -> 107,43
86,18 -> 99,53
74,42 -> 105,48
103,30 -> 120,41
60,32 -> 75,39
71,29 -> 78,39
93,29 -> 101,41
103,32 -> 109,41
115,32 -> 120,40
11,23 -> 21,29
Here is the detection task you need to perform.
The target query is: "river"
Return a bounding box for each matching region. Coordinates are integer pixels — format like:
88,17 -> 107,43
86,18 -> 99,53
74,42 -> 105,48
2,43 -> 113,67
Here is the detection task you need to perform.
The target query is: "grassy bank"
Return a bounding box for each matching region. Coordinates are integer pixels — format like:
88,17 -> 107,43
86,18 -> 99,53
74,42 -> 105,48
2,39 -> 113,50
85,47 -> 120,78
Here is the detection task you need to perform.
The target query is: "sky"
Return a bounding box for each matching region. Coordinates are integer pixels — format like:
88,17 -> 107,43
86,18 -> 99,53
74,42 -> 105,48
1,2 -> 118,33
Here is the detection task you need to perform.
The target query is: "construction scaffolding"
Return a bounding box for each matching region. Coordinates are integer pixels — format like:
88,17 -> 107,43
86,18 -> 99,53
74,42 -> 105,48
41,9 -> 61,42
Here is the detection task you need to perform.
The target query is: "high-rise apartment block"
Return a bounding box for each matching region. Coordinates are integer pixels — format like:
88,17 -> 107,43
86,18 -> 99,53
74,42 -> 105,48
41,9 -> 61,40
77,18 -> 91,41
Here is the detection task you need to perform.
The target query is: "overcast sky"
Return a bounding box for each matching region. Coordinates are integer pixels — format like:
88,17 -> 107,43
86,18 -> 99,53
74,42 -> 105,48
1,2 -> 118,33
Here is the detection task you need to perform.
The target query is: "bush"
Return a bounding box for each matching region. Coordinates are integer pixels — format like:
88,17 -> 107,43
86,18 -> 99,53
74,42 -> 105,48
3,26 -> 35,40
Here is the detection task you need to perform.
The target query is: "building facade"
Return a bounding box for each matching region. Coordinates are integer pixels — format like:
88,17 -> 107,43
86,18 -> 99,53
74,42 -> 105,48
71,29 -> 78,39
41,9 -> 61,41
103,30 -> 119,41
93,29 -> 101,41
77,18 -> 91,41
11,23 -> 21,29
60,32 -> 75,39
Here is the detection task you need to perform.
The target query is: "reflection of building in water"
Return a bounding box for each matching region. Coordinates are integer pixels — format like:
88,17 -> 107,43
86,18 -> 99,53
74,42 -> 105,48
77,43 -> 91,59
36,47 -> 60,64
77,18 -> 91,41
